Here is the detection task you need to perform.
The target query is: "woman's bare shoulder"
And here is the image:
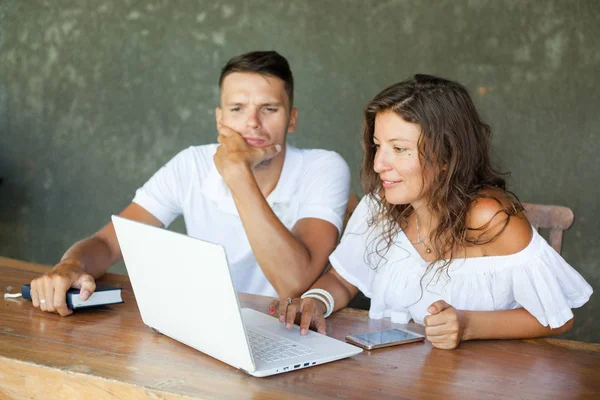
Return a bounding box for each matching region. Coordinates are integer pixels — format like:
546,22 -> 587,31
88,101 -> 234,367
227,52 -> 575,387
466,189 -> 532,257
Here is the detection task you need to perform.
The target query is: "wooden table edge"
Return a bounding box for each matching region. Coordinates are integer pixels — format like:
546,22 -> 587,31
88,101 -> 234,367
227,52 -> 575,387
0,355 -> 197,400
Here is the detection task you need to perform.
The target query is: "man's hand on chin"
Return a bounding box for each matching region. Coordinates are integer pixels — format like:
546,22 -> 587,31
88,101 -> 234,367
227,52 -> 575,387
214,123 -> 281,183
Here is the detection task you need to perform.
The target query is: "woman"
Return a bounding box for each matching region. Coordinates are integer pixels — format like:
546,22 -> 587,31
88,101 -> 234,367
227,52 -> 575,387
271,74 -> 592,349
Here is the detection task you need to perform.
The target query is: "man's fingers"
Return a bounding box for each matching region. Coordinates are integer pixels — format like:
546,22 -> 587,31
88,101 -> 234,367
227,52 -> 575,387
52,279 -> 73,316
260,144 -> 282,161
54,303 -> 73,317
215,131 -> 250,155
217,123 -> 241,137
53,294 -> 72,317
75,275 -> 96,301
30,279 -> 40,308
43,278 -> 56,312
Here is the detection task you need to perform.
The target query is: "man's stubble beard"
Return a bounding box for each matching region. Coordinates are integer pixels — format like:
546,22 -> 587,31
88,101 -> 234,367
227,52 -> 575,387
255,157 -> 274,169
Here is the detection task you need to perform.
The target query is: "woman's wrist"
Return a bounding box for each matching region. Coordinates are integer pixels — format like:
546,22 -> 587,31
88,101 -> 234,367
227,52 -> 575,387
302,296 -> 327,314
301,288 -> 334,318
459,310 -> 474,341
315,299 -> 327,315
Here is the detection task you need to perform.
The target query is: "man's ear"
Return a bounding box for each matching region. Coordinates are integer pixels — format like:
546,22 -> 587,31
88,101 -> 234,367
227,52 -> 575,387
215,107 -> 222,129
287,108 -> 298,133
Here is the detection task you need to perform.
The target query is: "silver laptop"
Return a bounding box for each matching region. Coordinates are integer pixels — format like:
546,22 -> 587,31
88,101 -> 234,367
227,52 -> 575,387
112,215 -> 362,377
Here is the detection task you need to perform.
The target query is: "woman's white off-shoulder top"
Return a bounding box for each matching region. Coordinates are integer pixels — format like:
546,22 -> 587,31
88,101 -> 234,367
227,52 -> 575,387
330,196 -> 593,328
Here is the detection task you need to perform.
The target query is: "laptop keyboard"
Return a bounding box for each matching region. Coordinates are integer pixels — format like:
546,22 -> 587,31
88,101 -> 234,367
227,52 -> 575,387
248,330 -> 314,363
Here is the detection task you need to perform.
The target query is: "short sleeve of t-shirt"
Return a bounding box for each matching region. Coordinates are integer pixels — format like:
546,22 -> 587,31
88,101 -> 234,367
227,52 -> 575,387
132,146 -> 212,227
295,150 -> 351,234
328,195 -> 379,296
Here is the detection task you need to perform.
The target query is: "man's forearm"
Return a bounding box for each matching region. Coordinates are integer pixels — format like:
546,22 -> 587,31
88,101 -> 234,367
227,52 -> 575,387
461,308 -> 574,341
60,237 -> 116,279
228,168 -> 320,298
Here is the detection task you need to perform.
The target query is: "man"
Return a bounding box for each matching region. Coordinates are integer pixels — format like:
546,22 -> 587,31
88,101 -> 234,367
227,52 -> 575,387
29,51 -> 350,316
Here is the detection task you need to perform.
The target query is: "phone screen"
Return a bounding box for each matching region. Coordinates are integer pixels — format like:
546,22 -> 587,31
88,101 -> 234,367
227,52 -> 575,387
346,329 -> 424,349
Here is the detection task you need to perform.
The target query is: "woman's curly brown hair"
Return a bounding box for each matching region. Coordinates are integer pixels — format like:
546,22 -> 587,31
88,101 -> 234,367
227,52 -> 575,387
360,74 -> 522,280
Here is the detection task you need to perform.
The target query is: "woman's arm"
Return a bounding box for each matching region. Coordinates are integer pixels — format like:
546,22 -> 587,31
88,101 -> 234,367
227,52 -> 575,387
461,307 -> 574,341
424,300 -> 574,349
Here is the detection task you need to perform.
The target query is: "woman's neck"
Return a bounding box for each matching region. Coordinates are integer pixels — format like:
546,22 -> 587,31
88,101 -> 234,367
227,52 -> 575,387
411,203 -> 438,235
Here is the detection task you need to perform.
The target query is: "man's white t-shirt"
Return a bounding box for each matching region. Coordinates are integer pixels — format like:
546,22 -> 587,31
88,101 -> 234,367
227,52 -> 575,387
132,144 -> 351,297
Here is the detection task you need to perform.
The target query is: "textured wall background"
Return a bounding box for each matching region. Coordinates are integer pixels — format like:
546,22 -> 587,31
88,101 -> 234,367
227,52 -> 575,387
1,0 -> 598,342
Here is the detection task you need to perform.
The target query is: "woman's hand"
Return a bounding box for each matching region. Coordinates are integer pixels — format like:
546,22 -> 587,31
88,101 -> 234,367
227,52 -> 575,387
424,300 -> 465,349
269,297 -> 328,336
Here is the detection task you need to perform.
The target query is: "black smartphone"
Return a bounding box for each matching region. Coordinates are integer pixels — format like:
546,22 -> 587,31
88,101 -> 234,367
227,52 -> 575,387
345,328 -> 425,350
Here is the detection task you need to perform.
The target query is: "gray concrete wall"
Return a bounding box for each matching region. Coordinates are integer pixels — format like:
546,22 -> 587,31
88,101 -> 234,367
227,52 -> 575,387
1,0 -> 598,342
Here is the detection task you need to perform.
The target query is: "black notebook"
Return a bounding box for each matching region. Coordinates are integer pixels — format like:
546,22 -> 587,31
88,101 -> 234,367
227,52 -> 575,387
21,283 -> 124,310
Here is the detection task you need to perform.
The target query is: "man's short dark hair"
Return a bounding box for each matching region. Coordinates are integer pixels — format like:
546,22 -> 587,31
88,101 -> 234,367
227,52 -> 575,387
219,51 -> 294,106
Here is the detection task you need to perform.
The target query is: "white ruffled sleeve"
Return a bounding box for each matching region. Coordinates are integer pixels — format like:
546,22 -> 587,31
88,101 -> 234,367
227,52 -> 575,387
511,235 -> 593,329
329,196 -> 380,298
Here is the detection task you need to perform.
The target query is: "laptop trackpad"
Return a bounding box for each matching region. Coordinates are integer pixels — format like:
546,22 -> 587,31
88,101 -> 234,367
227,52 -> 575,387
242,308 -> 322,341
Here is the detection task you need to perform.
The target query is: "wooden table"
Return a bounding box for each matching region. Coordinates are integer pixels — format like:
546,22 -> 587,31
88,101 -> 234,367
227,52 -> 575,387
1,257 -> 599,399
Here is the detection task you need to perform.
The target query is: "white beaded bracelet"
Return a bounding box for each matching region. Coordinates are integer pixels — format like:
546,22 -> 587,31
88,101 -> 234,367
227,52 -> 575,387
307,288 -> 335,314
301,288 -> 335,318
302,293 -> 331,317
